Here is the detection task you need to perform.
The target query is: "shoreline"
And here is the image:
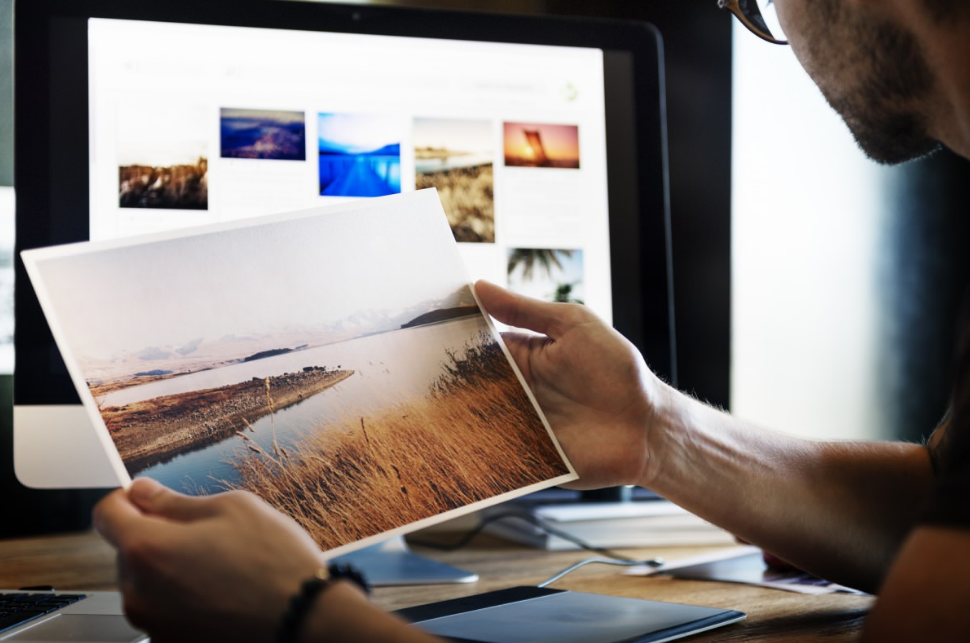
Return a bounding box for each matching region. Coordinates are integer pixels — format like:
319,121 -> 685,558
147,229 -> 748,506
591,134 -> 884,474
90,370 -> 194,398
101,368 -> 354,475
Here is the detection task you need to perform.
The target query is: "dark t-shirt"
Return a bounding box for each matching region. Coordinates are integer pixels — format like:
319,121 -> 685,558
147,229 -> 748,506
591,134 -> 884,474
922,302 -> 970,527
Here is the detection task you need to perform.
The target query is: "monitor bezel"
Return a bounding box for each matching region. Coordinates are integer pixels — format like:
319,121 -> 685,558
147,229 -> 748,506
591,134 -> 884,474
14,0 -> 675,410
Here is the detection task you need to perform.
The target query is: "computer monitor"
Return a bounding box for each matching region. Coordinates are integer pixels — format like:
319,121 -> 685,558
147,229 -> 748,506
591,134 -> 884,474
14,1 -> 673,491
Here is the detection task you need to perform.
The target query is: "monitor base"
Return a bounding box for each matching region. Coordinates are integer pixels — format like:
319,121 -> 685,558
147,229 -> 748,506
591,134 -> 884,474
331,536 -> 478,586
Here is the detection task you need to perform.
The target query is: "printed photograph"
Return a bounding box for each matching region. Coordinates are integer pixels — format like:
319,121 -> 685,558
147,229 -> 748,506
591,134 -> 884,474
220,108 -> 306,160
25,191 -> 573,554
507,248 -> 585,304
414,118 -> 494,243
118,103 -> 208,210
503,122 -> 581,169
318,113 -> 401,197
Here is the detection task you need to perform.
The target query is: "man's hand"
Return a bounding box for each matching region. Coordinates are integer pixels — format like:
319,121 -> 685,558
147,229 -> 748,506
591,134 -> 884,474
474,280 -> 663,489
94,478 -> 331,642
94,479 -> 440,643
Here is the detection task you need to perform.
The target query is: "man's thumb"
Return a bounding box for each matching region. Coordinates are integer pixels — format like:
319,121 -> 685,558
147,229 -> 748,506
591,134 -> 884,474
128,477 -> 217,521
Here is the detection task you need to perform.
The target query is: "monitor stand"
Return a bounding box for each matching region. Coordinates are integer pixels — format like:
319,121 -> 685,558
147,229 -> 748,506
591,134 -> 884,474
331,535 -> 478,586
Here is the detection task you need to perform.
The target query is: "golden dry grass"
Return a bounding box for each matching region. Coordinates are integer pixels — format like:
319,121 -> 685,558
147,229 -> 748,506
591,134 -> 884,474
228,333 -> 568,550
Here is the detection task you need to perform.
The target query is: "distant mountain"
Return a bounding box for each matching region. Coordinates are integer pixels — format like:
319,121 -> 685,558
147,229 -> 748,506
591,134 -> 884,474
134,346 -> 172,361
218,333 -> 262,343
401,305 -> 480,329
397,285 -> 479,328
175,338 -> 204,356
243,348 -> 293,362
78,285 -> 480,384
413,284 -> 477,311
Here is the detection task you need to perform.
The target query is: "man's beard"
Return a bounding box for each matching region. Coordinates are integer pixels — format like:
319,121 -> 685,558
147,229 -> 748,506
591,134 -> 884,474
828,96 -> 940,165
818,11 -> 941,164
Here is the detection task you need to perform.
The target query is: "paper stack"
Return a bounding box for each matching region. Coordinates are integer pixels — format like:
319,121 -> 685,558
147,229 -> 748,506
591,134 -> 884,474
484,500 -> 736,550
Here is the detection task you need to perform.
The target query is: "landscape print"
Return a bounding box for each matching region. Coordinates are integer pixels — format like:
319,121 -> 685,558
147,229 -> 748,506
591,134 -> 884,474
24,191 -> 573,553
414,118 -> 494,243
118,102 -> 208,209
318,113 -> 401,197
508,248 -> 585,304
503,122 -> 581,169
220,108 -> 306,160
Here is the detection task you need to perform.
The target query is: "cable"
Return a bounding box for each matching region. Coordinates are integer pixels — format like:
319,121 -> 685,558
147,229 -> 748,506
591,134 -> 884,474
408,509 -> 661,563
537,558 -> 662,588
409,510 -> 665,589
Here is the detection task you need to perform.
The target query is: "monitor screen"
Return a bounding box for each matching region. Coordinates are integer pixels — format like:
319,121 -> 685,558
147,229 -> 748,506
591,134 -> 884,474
87,18 -> 613,316
14,0 -> 673,488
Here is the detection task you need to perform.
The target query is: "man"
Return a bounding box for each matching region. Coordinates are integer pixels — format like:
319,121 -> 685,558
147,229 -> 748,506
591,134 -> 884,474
93,0 -> 970,640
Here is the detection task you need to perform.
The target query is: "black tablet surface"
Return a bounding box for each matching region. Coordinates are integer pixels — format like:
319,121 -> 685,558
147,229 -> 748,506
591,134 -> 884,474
398,586 -> 744,643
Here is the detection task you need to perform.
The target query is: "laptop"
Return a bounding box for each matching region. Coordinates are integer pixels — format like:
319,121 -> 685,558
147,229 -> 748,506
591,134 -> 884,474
0,590 -> 146,642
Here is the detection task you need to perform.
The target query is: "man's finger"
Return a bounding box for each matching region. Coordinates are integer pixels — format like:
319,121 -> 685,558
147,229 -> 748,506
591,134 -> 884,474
475,280 -> 570,338
128,477 -> 220,522
92,488 -> 149,548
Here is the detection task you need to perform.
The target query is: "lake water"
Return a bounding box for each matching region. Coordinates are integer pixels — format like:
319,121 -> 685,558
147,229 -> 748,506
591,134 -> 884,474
319,154 -> 401,196
131,316 -> 489,493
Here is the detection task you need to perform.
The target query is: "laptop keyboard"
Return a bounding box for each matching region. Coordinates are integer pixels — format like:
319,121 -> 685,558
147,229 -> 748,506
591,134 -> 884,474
0,593 -> 87,634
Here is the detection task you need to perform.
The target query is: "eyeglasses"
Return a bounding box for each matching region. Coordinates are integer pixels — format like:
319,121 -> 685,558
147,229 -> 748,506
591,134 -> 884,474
718,0 -> 789,45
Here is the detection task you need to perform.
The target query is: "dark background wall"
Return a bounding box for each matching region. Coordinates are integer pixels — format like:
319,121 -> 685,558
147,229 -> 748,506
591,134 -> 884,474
0,0 -> 87,537
1,0 -> 12,186
877,150 -> 970,442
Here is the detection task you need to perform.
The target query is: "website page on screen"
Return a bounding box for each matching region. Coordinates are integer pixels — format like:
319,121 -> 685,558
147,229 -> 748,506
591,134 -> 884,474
88,18 -> 612,321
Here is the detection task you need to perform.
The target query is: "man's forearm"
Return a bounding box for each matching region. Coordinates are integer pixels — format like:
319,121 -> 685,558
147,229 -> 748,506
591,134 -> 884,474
299,582 -> 440,643
642,383 -> 934,593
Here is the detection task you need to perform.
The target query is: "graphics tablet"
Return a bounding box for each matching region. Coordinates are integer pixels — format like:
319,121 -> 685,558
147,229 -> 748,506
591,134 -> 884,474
396,586 -> 745,643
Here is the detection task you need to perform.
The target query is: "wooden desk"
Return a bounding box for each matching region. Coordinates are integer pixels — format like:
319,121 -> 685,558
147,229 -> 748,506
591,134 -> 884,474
0,530 -> 873,641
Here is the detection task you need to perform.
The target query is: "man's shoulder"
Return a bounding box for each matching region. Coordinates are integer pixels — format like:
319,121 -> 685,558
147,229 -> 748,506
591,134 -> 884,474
862,526 -> 970,642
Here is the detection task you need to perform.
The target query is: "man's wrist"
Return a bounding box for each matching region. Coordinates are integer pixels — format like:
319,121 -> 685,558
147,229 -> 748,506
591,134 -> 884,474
277,571 -> 334,643
636,377 -> 682,491
294,580 -> 372,643
279,564 -> 370,643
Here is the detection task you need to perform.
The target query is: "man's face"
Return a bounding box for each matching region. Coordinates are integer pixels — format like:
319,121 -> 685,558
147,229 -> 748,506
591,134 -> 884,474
774,0 -> 941,164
